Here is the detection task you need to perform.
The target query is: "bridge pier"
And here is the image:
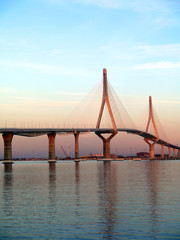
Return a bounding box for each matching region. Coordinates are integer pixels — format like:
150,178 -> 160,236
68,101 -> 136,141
144,139 -> 156,159
2,133 -> 14,164
95,131 -> 117,159
103,140 -> 110,158
74,132 -> 80,161
178,149 -> 180,158
161,144 -> 164,158
173,148 -> 176,158
48,133 -> 56,163
168,146 -> 171,158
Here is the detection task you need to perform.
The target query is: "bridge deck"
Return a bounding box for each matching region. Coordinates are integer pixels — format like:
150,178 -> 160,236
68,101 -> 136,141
0,128 -> 179,149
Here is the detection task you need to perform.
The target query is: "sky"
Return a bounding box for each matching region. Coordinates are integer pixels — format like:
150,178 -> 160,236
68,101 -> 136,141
0,0 -> 180,157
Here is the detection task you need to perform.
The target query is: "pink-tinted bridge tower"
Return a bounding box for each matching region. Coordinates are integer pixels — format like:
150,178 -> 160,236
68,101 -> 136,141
95,68 -> 117,159
144,96 -> 159,159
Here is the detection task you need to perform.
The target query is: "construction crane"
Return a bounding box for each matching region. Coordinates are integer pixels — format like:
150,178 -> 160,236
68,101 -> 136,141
61,146 -> 71,159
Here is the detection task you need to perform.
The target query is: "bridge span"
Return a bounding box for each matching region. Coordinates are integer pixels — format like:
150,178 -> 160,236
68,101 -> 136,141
1,68 -> 180,163
0,127 -> 179,164
0,127 -> 179,150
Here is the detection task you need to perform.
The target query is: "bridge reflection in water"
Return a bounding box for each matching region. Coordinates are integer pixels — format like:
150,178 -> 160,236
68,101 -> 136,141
1,161 -> 180,239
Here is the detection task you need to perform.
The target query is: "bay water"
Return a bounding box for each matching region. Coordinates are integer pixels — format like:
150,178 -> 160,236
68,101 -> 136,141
0,160 -> 180,239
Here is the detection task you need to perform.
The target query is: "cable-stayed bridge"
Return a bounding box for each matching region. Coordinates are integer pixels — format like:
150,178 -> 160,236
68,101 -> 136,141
1,69 -> 180,164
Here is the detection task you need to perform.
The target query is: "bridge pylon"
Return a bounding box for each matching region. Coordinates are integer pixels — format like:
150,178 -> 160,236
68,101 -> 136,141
95,68 -> 117,159
144,96 -> 159,159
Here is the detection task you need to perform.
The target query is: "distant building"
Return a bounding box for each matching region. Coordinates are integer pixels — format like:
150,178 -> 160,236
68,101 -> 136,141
136,152 -> 149,157
155,154 -> 161,157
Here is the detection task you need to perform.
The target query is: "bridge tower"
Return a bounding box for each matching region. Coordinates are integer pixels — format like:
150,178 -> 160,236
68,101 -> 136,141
95,68 -> 117,159
144,96 -> 159,159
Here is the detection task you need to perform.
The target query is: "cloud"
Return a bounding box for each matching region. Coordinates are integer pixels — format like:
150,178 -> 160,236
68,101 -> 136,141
50,48 -> 63,55
1,96 -> 78,109
137,44 -> 180,56
44,0 -> 171,12
0,38 -> 12,46
134,61 -> 180,70
0,60 -> 87,77
0,87 -> 17,93
155,100 -> 180,105
96,43 -> 180,65
75,0 -> 120,8
54,91 -> 86,96
75,0 -> 178,28
75,0 -> 172,12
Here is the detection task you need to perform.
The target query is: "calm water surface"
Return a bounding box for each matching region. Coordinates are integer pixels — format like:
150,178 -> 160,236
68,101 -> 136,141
0,160 -> 180,239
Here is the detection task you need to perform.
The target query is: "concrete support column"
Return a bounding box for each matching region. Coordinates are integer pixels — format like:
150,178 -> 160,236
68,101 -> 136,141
149,143 -> 155,159
178,149 -> 180,158
103,139 -> 110,158
161,144 -> 164,159
95,131 -> 117,159
48,133 -> 56,163
144,139 -> 156,159
2,133 -> 14,164
168,146 -> 171,158
74,132 -> 80,161
173,148 -> 176,158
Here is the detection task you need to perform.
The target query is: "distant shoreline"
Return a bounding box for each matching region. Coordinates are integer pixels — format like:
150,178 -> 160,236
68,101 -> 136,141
1,157 -> 180,162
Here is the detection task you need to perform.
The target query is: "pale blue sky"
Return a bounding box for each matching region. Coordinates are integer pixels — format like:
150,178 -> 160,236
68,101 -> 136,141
0,0 -> 180,156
